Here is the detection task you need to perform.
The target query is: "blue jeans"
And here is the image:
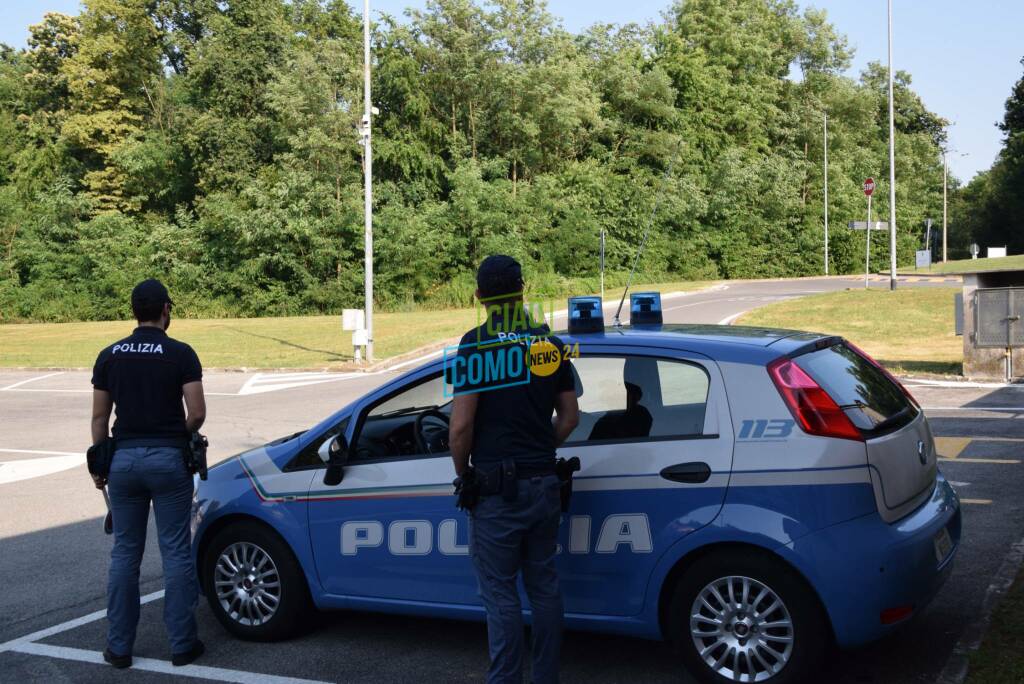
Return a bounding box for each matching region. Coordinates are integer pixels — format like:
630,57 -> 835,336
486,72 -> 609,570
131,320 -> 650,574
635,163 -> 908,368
469,474 -> 564,684
106,446 -> 198,656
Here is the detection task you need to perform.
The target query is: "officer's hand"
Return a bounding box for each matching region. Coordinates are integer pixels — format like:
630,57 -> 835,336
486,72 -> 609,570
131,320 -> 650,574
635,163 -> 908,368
91,473 -> 107,490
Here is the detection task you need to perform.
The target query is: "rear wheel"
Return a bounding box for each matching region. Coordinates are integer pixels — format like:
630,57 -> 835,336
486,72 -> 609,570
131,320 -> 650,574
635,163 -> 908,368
202,521 -> 311,641
669,550 -> 828,684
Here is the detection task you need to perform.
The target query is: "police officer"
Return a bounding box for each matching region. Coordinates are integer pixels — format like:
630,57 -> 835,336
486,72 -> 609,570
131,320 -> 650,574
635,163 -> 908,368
89,279 -> 206,669
449,256 -> 580,684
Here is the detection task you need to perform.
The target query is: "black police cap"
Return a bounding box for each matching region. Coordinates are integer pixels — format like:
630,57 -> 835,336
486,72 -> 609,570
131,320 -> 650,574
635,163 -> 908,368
476,255 -> 523,299
131,279 -> 173,306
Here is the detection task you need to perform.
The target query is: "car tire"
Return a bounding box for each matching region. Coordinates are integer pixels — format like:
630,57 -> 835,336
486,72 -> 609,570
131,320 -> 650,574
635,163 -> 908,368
202,521 -> 312,641
668,549 -> 828,684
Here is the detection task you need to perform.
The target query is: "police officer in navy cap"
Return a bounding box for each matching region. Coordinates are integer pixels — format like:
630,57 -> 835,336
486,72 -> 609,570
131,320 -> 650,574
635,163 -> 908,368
90,279 -> 206,669
449,256 -> 580,684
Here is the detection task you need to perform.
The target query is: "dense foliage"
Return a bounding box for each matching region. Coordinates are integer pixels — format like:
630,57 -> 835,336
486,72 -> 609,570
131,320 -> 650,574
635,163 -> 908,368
0,0 -> 949,321
955,59 -> 1024,258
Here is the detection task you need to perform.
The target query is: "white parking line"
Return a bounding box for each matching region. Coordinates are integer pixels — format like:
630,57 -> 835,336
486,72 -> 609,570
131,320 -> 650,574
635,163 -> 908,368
0,589 -> 330,684
0,372 -> 64,391
9,642 -> 331,684
923,406 -> 1024,412
0,448 -> 80,457
717,310 -> 749,325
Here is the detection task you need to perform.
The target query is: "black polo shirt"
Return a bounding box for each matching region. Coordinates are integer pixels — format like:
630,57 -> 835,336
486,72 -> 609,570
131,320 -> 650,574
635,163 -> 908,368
91,327 -> 202,447
451,317 -> 575,474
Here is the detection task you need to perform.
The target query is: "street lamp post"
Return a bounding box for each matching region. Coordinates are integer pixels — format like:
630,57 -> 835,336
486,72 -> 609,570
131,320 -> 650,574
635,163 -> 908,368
942,149 -> 968,263
942,151 -> 948,263
887,0 -> 898,290
824,112 -> 829,276
362,0 -> 374,363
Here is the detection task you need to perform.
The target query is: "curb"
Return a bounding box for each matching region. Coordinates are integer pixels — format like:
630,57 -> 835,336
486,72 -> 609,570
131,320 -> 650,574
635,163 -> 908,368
935,535 -> 1024,684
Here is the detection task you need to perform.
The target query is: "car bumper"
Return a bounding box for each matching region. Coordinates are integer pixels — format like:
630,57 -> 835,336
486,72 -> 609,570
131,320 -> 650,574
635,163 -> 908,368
788,472 -> 961,648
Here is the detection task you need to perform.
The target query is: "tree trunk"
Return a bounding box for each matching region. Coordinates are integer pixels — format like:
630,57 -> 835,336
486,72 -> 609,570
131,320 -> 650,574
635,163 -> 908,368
469,99 -> 477,160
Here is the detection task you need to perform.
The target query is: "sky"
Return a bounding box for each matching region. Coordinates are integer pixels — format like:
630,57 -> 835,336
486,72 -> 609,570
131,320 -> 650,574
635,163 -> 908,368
2,0 -> 1021,183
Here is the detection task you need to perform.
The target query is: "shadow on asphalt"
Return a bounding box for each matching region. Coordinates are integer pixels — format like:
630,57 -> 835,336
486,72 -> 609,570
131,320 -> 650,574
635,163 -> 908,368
217,325 -> 349,362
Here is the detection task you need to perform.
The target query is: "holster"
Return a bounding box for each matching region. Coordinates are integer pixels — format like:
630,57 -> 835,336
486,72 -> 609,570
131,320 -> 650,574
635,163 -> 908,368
86,438 -> 116,478
471,459 -> 519,502
555,456 -> 581,512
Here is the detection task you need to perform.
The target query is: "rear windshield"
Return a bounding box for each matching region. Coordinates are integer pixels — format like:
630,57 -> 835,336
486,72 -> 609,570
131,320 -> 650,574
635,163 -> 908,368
794,343 -> 917,434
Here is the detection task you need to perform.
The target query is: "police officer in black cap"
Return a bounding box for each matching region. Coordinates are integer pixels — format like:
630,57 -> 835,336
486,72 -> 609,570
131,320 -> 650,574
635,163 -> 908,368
449,256 -> 580,684
90,279 -> 206,669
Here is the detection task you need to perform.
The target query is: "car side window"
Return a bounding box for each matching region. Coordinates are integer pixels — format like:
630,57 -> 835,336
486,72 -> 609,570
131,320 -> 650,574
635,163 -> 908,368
351,373 -> 452,462
567,355 -> 710,443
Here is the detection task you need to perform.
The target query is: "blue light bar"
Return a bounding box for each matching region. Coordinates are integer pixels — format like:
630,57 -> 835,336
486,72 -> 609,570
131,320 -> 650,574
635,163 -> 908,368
568,296 -> 604,334
630,291 -> 662,325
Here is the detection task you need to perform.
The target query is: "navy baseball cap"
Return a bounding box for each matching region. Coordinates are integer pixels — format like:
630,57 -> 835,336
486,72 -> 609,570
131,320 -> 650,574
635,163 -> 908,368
476,255 -> 523,299
131,279 -> 173,306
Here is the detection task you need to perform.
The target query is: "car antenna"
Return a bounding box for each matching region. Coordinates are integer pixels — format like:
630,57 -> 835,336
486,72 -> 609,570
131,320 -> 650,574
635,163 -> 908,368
613,144 -> 682,327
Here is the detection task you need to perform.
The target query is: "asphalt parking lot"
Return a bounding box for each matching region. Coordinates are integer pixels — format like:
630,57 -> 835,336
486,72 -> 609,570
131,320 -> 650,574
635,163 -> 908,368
2,276 -> 1019,683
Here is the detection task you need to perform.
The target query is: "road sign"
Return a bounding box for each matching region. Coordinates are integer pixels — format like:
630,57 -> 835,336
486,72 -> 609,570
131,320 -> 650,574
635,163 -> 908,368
848,221 -> 888,231
863,178 -> 875,196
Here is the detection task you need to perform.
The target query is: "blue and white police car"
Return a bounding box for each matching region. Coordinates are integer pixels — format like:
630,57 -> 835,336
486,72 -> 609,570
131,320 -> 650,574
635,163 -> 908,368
191,294 -> 960,683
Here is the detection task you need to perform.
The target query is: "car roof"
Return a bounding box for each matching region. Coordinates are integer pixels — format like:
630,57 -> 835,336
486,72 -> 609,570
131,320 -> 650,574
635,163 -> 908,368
557,323 -> 833,358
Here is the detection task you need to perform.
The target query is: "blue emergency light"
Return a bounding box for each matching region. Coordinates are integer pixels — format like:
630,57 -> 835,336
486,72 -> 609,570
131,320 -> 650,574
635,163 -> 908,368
567,296 -> 604,334
630,291 -> 663,325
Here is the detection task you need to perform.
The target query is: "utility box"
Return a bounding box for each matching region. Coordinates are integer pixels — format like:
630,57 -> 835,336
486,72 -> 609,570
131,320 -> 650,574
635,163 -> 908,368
958,269 -> 1024,380
342,309 -> 364,331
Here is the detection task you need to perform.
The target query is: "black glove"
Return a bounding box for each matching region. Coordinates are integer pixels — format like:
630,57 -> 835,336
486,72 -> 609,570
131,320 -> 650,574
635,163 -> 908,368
454,467 -> 480,511
187,432 -> 209,481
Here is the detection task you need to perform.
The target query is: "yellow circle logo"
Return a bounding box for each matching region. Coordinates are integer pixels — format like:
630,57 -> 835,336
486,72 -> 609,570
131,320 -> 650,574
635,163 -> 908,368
528,339 -> 561,377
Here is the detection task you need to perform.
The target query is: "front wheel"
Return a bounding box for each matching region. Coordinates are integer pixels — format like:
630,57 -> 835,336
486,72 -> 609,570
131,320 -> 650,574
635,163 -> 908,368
202,521 -> 311,641
668,550 -> 828,684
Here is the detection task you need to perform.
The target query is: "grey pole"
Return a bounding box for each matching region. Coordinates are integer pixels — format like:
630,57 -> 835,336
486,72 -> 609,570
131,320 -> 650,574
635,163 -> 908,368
362,0 -> 374,362
887,0 -> 898,290
865,194 -> 872,289
824,112 -> 829,276
942,151 -> 948,262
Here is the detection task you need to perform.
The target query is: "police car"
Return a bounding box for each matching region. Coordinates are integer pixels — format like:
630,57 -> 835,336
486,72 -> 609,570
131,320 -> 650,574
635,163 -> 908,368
191,293 -> 960,683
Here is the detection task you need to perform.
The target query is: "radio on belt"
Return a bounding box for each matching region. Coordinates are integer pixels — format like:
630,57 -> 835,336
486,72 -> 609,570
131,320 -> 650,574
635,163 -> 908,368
567,296 -> 604,334
629,291 -> 663,326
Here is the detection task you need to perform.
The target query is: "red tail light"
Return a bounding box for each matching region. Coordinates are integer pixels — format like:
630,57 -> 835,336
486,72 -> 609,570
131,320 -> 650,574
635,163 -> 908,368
845,342 -> 920,407
767,357 -> 863,441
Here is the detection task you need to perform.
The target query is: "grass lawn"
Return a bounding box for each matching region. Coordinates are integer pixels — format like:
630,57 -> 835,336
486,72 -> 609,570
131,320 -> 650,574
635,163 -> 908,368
966,566 -> 1024,684
738,286 -> 962,376
900,253 -> 1024,275
0,279 -> 707,369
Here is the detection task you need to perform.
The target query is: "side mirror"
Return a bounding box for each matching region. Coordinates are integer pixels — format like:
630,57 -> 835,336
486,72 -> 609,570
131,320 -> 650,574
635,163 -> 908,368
319,434 -> 349,486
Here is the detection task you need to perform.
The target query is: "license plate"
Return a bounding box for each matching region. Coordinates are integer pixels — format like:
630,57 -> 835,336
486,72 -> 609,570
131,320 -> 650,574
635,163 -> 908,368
933,527 -> 953,564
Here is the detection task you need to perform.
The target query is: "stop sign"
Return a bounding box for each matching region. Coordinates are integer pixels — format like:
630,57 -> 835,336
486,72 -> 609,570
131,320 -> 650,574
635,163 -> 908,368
863,178 -> 875,197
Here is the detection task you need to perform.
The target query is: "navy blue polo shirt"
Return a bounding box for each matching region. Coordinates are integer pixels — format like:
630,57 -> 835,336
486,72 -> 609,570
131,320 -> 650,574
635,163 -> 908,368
91,327 -> 202,447
452,316 -> 575,474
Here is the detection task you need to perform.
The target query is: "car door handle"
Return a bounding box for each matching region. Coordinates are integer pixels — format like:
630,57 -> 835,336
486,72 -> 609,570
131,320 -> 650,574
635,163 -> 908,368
660,462 -> 711,484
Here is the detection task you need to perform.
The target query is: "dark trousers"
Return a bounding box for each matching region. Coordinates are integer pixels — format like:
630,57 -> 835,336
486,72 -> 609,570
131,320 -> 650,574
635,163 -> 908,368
106,446 -> 198,656
469,474 -> 564,684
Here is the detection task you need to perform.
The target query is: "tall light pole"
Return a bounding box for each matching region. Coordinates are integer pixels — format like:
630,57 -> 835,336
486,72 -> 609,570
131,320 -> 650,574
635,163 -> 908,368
362,0 -> 374,362
943,149 -> 969,263
887,0 -> 898,290
823,111 -> 829,275
942,150 -> 948,262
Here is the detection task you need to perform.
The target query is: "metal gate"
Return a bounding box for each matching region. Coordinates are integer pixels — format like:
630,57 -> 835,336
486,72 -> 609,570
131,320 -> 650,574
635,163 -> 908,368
974,287 -> 1024,348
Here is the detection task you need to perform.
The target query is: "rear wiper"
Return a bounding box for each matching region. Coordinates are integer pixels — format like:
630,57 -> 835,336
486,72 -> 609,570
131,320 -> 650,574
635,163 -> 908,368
870,406 -> 913,432
375,404 -> 440,419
